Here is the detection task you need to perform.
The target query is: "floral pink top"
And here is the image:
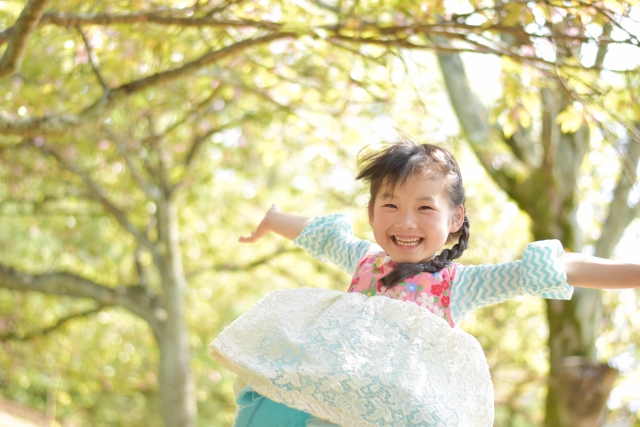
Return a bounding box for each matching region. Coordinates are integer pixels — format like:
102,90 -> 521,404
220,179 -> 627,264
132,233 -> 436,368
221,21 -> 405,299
347,251 -> 457,327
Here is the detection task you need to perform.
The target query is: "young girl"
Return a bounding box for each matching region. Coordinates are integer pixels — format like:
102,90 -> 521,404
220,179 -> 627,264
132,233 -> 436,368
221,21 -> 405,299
211,139 -> 640,427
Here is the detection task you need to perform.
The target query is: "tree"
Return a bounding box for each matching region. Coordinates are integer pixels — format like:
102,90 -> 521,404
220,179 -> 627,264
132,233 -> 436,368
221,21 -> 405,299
432,10 -> 639,427
1,0 -> 638,426
0,1 -> 396,426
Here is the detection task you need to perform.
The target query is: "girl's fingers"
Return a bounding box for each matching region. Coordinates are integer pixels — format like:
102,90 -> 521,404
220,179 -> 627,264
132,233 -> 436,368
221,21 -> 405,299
238,231 -> 258,243
239,205 -> 277,243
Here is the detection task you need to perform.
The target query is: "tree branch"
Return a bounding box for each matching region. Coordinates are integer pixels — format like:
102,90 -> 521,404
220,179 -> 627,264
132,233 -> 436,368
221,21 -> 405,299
435,49 -> 528,199
103,127 -> 162,201
155,86 -> 223,142
206,0 -> 249,16
117,32 -> 294,95
0,11 -> 282,45
157,87 -> 227,196
169,127 -> 220,196
0,0 -> 52,79
134,246 -> 148,288
0,264 -> 162,331
0,32 -> 296,137
0,8 -> 634,49
325,38 -> 387,64
34,140 -> 160,261
77,26 -> 109,91
331,32 -> 565,72
592,23 -> 611,70
0,305 -> 103,341
186,247 -> 300,278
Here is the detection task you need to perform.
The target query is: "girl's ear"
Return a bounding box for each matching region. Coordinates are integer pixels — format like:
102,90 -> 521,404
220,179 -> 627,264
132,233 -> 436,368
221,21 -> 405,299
449,205 -> 465,233
368,207 -> 374,226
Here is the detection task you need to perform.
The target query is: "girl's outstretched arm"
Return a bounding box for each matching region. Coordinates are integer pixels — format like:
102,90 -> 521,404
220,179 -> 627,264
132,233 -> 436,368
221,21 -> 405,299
239,204 -> 313,243
558,252 -> 640,289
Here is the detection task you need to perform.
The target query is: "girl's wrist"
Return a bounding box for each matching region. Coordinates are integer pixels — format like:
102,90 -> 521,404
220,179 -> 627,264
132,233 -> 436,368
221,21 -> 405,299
263,211 -> 276,234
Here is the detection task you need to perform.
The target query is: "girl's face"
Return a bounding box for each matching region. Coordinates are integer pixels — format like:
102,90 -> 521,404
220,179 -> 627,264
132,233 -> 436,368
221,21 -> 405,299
369,175 -> 464,264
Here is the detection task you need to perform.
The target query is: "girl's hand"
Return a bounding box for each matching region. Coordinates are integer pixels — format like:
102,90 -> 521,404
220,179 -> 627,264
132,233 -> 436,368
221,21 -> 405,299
239,204 -> 281,243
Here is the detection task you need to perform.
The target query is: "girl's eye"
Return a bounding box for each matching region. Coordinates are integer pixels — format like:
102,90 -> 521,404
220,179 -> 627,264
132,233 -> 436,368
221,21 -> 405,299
419,206 -> 433,211
383,204 -> 397,209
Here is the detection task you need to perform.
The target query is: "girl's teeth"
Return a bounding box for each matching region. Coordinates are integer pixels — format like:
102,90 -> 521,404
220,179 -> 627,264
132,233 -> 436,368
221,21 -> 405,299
395,237 -> 421,246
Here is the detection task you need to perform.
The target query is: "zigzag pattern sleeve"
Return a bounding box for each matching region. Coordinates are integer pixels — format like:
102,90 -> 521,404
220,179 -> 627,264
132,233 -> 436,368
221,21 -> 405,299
450,240 -> 574,324
293,214 -> 377,275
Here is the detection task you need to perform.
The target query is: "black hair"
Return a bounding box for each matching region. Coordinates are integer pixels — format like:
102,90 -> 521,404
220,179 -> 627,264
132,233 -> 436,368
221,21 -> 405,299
355,137 -> 470,287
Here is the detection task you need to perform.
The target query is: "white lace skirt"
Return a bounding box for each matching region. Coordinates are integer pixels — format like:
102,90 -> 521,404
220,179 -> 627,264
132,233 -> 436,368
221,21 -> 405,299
210,288 -> 494,427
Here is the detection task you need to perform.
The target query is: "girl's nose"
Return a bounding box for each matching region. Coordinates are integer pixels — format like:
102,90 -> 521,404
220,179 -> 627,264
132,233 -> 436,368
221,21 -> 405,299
396,211 -> 417,229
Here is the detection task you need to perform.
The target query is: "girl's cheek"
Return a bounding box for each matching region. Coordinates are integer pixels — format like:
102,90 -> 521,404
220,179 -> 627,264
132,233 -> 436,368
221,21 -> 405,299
380,211 -> 396,222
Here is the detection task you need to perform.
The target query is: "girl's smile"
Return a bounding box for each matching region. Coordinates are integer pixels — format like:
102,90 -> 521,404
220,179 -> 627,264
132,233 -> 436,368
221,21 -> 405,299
369,175 -> 464,264
393,236 -> 423,246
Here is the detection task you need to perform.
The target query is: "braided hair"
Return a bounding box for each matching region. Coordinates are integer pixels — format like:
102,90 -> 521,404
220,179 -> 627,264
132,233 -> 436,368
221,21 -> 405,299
356,138 -> 470,287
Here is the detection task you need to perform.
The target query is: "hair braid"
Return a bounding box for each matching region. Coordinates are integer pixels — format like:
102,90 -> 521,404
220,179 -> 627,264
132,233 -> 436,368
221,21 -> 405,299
436,215 -> 470,262
380,215 -> 470,288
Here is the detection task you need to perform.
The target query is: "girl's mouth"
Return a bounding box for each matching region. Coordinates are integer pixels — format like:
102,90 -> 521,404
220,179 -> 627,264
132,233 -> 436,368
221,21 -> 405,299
392,236 -> 423,247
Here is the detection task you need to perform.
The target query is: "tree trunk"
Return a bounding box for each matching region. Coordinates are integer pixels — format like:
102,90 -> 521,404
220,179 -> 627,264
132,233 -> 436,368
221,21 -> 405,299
545,295 -> 617,427
538,81 -> 616,427
156,197 -> 197,427
435,50 -> 619,427
157,312 -> 196,427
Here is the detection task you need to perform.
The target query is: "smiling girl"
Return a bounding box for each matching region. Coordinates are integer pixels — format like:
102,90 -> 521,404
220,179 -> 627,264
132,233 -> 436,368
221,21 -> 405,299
212,138 -> 640,427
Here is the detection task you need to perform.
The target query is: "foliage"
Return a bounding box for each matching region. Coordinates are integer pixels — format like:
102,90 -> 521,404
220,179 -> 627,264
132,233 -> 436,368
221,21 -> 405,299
0,0 -> 639,426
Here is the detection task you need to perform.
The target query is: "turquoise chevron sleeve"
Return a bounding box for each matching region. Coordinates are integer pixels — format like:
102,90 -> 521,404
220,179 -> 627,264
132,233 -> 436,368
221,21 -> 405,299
293,214 -> 378,275
450,240 -> 573,324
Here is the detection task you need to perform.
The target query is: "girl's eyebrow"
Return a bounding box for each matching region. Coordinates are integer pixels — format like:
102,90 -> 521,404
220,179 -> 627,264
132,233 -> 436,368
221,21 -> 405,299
379,192 -> 437,202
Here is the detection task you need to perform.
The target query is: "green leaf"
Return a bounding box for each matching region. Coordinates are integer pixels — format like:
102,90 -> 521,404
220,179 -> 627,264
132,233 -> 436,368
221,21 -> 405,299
556,105 -> 585,133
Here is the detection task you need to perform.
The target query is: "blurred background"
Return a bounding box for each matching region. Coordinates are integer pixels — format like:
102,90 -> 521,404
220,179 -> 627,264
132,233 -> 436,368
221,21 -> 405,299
0,0 -> 639,426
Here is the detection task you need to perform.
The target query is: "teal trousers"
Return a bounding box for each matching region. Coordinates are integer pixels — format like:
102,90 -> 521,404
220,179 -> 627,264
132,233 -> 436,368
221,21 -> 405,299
233,386 -> 311,427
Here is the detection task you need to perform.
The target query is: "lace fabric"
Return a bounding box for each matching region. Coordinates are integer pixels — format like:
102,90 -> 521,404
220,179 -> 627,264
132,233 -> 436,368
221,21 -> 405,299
210,288 -> 494,427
